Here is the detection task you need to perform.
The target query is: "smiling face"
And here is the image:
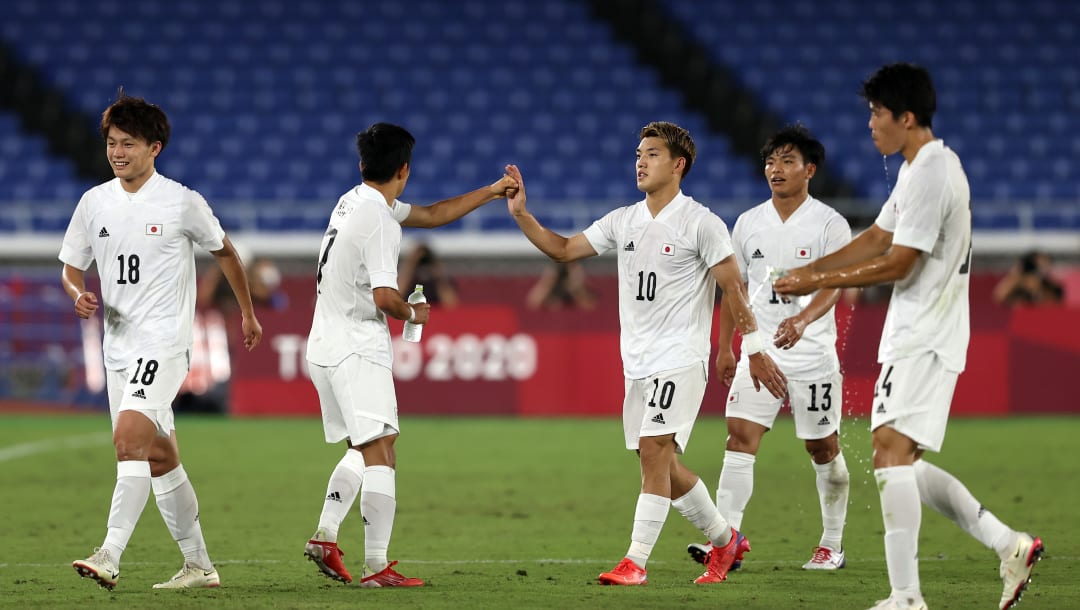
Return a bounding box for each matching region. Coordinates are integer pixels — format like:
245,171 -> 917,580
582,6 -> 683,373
635,136 -> 684,194
764,143 -> 815,200
106,125 -> 160,188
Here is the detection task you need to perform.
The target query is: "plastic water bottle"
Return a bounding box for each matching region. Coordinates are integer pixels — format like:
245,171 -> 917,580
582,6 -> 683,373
402,284 -> 426,343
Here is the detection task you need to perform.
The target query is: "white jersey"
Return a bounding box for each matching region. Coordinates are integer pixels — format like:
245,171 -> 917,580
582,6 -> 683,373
875,139 -> 971,372
583,191 -> 734,379
306,183 -> 412,369
732,196 -> 851,379
58,172 -> 226,370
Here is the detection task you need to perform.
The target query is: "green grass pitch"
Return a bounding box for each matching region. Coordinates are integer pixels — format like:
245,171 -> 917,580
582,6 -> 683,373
0,413 -> 1074,609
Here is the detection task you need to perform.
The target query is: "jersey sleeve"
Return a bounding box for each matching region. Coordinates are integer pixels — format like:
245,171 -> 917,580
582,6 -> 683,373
364,216 -> 401,290
182,190 -> 226,252
582,208 -> 620,256
823,213 -> 853,256
390,200 -> 412,224
730,213 -> 749,280
891,161 -> 948,254
58,195 -> 94,270
696,211 -> 734,268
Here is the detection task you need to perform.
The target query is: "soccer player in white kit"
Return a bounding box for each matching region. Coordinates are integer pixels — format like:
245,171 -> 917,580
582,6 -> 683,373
505,122 -> 787,586
688,125 -> 852,572
61,94 -> 263,590
303,123 -> 518,587
775,63 -> 1043,610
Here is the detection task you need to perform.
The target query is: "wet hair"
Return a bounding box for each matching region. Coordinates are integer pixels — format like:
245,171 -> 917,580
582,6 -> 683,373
100,89 -> 170,150
860,62 -> 936,128
760,124 -> 825,168
639,121 -> 696,177
356,122 -> 415,183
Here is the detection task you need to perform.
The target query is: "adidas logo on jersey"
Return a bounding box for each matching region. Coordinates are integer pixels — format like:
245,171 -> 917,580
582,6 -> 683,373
817,415 -> 830,426
624,241 -> 635,251
751,248 -> 764,259
131,388 -> 147,399
650,413 -> 666,424
98,227 -> 110,238
876,403 -> 886,414
326,491 -> 342,503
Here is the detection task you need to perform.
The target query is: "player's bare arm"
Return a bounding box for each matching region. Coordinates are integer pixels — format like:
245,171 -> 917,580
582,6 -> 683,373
61,264 -> 99,319
401,174 -> 519,228
775,238 -> 921,297
210,236 -> 263,351
374,286 -> 430,325
775,224 -> 905,296
711,256 -> 787,398
504,164 -> 597,263
773,288 -> 842,350
714,282 -> 741,386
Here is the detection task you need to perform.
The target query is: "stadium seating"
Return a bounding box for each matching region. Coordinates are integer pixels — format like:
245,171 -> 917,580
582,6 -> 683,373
0,0 -> 1076,234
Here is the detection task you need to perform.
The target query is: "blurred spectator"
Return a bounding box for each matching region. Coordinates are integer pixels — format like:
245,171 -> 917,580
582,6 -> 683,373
526,261 -> 596,310
993,250 -> 1064,306
198,256 -> 287,312
398,243 -> 459,307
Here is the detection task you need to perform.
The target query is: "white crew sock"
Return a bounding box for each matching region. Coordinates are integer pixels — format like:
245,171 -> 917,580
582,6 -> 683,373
315,450 -> 366,543
812,452 -> 849,550
672,478 -> 732,546
102,460 -> 152,564
152,464 -> 212,569
913,459 -> 1016,559
716,450 -> 755,531
625,493 -> 670,569
360,465 -> 396,573
875,465 -> 923,604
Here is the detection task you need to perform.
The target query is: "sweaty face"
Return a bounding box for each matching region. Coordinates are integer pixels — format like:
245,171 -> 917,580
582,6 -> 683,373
764,144 -> 813,199
867,102 -> 905,156
635,137 -> 681,193
106,125 -> 159,185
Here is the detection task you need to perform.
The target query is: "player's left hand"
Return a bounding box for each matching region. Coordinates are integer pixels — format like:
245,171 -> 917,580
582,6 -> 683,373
489,174 -> 519,198
242,314 -> 263,351
504,164 -> 528,216
715,348 -> 737,386
773,266 -> 817,296
774,314 -> 808,350
748,352 -> 787,399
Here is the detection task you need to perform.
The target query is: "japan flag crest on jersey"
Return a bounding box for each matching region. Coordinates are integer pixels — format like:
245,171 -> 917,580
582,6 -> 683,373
795,247 -> 811,259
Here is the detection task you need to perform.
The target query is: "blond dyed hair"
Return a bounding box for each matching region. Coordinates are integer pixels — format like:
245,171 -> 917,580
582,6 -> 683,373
639,121 -> 696,177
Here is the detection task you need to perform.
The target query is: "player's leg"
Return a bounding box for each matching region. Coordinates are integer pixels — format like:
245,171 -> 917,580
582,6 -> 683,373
793,372 -> 849,569
303,359 -> 360,583
598,377 -> 665,585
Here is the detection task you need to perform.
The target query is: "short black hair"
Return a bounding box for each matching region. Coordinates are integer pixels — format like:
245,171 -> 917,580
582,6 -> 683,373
100,90 -> 170,150
760,124 -> 825,168
356,122 -> 415,183
860,62 -> 936,128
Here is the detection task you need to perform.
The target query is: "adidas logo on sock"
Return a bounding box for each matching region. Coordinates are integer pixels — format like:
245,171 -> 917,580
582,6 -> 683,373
875,403 -> 886,414
817,415 -> 830,426
362,515 -> 371,525
98,227 -> 110,238
624,241 -> 635,251
751,248 -> 764,259
650,413 -> 665,424
326,491 -> 342,503
131,388 -> 147,399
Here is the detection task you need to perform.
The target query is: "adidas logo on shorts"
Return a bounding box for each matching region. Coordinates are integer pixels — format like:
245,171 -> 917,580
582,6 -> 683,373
876,403 -> 886,414
131,388 -> 147,399
650,413 -> 665,424
817,415 -> 830,426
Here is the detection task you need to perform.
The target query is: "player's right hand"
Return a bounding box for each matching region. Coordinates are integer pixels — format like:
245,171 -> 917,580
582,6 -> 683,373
74,291 -> 99,319
504,164 -> 528,217
748,352 -> 787,399
410,303 -> 431,325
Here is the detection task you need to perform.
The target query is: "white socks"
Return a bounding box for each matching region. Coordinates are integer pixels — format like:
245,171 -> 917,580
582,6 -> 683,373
360,465 -> 396,572
716,450 -> 755,531
875,465 -> 923,602
913,459 -> 1015,559
152,464 -> 212,569
316,450 -> 366,543
625,493 -> 670,568
812,453 -> 849,550
673,479 -> 732,547
102,460 -> 151,564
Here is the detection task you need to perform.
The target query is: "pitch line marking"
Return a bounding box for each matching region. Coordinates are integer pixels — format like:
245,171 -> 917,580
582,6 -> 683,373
0,432 -> 111,463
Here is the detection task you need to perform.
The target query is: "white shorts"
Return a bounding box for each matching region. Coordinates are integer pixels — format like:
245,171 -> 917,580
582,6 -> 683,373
308,354 -> 400,446
870,353 -> 957,453
623,363 -> 707,454
725,368 -> 843,440
106,352 -> 188,438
